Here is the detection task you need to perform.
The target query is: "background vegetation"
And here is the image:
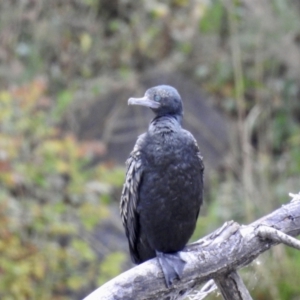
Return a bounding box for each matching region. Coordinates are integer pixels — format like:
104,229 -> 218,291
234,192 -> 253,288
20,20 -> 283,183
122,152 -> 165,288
0,0 -> 300,299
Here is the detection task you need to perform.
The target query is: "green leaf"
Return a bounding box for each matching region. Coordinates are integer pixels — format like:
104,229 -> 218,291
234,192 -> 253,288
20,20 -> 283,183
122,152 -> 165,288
52,90 -> 74,121
199,1 -> 224,33
97,252 -> 126,285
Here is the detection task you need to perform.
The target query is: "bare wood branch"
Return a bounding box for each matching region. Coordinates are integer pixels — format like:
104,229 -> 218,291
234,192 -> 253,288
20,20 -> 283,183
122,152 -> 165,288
84,194 -> 300,300
215,271 -> 253,300
257,225 -> 300,250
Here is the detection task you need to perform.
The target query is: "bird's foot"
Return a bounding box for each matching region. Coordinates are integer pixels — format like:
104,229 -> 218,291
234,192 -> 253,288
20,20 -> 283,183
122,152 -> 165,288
156,251 -> 186,288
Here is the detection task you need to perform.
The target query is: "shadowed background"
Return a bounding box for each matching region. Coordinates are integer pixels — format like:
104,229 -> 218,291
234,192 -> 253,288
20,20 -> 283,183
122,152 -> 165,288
0,1 -> 300,299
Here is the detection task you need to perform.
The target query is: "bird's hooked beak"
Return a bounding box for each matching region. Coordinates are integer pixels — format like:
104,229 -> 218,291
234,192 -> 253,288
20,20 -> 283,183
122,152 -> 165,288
128,96 -> 161,109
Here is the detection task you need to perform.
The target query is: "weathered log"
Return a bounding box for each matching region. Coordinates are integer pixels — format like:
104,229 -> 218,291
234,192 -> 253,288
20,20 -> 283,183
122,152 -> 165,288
84,193 -> 300,300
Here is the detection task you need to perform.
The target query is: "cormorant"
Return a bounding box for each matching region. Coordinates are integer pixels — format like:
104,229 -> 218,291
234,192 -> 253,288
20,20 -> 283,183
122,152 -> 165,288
120,85 -> 204,287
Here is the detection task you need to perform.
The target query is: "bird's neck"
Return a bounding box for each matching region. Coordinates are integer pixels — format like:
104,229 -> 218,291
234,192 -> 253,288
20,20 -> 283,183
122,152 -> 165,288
149,114 -> 182,135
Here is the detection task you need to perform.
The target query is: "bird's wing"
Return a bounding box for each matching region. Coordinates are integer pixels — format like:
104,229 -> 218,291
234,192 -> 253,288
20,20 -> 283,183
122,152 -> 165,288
182,129 -> 204,218
194,139 -> 204,219
182,129 -> 204,170
120,134 -> 145,263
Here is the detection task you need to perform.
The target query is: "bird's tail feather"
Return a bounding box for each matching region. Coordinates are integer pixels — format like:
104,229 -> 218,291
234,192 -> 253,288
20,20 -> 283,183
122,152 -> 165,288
156,251 -> 186,288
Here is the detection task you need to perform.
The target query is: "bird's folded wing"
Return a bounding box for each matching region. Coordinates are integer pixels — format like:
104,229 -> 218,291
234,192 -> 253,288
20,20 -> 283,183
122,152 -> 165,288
182,129 -> 205,219
183,129 -> 205,170
120,135 -> 145,263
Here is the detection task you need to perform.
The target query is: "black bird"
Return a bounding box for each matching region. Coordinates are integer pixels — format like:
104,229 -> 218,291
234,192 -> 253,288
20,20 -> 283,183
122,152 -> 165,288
120,85 -> 204,287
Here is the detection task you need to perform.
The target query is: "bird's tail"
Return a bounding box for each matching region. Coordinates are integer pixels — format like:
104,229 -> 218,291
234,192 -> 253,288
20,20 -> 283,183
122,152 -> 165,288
156,251 -> 186,288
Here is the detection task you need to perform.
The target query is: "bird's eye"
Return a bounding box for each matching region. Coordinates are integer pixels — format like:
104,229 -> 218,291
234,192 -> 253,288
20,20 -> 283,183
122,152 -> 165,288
154,95 -> 161,102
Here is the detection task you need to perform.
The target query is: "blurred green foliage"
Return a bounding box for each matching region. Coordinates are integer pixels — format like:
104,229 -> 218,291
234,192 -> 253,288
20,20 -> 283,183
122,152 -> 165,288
0,0 -> 300,299
0,80 -> 124,299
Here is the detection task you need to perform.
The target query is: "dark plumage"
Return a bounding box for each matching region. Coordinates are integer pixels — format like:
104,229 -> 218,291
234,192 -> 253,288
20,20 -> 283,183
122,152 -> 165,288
120,85 -> 204,287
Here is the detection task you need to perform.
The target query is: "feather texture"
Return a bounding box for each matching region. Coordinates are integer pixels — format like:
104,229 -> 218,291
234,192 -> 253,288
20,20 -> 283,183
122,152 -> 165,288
120,135 -> 145,263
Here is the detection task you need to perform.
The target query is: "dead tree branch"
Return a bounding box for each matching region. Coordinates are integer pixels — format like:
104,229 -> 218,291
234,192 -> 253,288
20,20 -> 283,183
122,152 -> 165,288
215,271 -> 253,300
84,193 -> 300,300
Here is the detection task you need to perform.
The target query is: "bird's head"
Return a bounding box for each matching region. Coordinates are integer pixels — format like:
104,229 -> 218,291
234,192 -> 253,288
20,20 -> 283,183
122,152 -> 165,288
128,85 -> 183,118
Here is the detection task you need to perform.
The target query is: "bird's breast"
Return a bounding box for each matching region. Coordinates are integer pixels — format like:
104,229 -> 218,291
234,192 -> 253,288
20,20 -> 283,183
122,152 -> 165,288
136,130 -> 203,253
140,133 -> 202,202
143,134 -> 195,166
